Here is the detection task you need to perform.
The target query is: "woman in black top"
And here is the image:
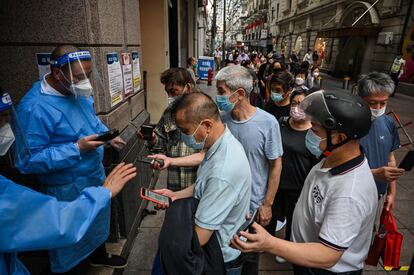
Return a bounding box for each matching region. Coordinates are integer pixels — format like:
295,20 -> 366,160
268,89 -> 318,263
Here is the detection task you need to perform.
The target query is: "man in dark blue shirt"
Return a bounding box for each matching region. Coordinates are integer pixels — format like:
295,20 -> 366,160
358,72 -> 405,214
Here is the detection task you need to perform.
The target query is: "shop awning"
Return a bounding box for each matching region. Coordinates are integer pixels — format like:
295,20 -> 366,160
316,26 -> 381,38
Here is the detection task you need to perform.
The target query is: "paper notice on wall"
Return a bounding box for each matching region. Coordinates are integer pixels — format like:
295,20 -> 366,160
121,53 -> 134,97
36,53 -> 52,79
106,52 -> 124,107
132,51 -> 141,93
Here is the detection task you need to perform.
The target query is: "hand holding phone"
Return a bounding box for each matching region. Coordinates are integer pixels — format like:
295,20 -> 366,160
237,209 -> 259,236
140,124 -> 155,141
136,156 -> 164,167
140,187 -> 172,206
398,150 -> 414,171
77,134 -> 105,153
96,129 -> 120,142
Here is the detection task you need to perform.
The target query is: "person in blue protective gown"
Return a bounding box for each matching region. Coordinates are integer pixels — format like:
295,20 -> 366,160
15,45 -> 128,273
0,91 -> 137,275
0,163 -> 136,275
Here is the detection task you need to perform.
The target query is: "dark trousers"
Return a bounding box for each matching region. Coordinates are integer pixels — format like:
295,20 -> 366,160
240,252 -> 258,275
266,189 -> 301,241
293,265 -> 363,275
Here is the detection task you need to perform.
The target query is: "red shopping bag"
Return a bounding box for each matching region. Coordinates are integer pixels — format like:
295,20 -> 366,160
365,208 -> 403,268
383,211 -> 403,268
365,209 -> 388,266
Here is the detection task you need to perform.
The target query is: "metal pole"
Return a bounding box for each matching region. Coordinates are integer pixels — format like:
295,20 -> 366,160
210,0 -> 217,54
221,0 -> 226,67
389,110 -> 414,149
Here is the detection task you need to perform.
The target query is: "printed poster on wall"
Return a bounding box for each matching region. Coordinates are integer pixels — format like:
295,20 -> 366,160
131,51 -> 141,93
121,52 -> 134,97
36,53 -> 52,79
197,56 -> 214,80
106,52 -> 124,107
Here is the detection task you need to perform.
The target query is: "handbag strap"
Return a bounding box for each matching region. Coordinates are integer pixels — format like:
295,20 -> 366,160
381,208 -> 390,228
387,210 -> 398,232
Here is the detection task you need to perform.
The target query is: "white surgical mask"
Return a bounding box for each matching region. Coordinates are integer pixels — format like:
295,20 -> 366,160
0,123 -> 15,156
295,77 -> 305,86
370,106 -> 386,120
313,72 -> 319,78
168,96 -> 178,106
70,78 -> 93,97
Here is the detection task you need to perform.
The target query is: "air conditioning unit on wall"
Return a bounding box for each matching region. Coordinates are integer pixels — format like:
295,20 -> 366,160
377,32 -> 393,45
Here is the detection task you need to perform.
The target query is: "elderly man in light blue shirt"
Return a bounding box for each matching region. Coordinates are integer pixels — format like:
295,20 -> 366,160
155,92 -> 251,274
215,65 -> 283,275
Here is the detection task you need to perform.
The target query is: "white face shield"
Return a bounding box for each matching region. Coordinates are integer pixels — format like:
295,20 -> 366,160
51,51 -> 94,97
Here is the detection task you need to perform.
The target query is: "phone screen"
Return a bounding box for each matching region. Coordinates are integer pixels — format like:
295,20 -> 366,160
237,209 -> 258,235
398,150 -> 414,171
142,188 -> 170,204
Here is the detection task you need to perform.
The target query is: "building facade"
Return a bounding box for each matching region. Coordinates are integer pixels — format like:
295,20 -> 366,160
242,0 -> 272,52
267,0 -> 413,80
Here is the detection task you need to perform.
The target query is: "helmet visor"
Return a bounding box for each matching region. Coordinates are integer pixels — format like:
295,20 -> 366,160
299,90 -> 337,129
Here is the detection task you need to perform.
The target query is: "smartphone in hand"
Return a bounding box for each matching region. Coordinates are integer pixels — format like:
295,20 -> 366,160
136,156 -> 164,167
140,187 -> 171,205
141,124 -> 155,140
96,129 -> 119,142
236,209 -> 259,236
398,150 -> 414,171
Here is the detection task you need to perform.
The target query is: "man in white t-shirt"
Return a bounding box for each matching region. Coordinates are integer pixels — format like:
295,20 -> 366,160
303,49 -> 313,67
231,90 -> 378,275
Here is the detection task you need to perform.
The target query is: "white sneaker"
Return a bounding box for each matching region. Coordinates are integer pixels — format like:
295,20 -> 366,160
275,256 -> 287,264
275,217 -> 287,232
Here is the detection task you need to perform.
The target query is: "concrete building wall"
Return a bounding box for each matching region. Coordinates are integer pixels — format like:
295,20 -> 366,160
0,0 -> 146,130
140,0 -> 169,124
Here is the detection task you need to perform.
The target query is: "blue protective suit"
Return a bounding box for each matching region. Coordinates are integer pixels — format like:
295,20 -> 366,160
15,81 -> 110,272
0,175 -> 111,275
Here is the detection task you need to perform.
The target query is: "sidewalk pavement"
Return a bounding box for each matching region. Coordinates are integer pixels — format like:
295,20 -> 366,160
123,76 -> 414,275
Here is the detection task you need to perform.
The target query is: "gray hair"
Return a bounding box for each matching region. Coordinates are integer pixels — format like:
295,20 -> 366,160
357,72 -> 395,97
215,65 -> 254,97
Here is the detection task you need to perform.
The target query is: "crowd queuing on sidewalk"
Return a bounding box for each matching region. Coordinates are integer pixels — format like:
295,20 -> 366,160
139,47 -> 410,275
0,43 -> 412,275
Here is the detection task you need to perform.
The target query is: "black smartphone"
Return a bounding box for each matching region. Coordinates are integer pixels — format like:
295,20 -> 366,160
136,156 -> 164,167
236,209 -> 259,235
141,124 -> 155,140
95,129 -> 119,142
398,150 -> 414,171
140,187 -> 171,205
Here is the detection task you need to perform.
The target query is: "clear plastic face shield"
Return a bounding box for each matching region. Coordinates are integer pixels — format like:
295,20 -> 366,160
51,51 -> 94,97
299,90 -> 337,130
0,93 -> 31,167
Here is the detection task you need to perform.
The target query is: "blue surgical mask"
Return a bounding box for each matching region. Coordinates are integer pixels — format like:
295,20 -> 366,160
271,91 -> 284,103
305,129 -> 326,158
180,123 -> 208,150
215,91 -> 238,112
